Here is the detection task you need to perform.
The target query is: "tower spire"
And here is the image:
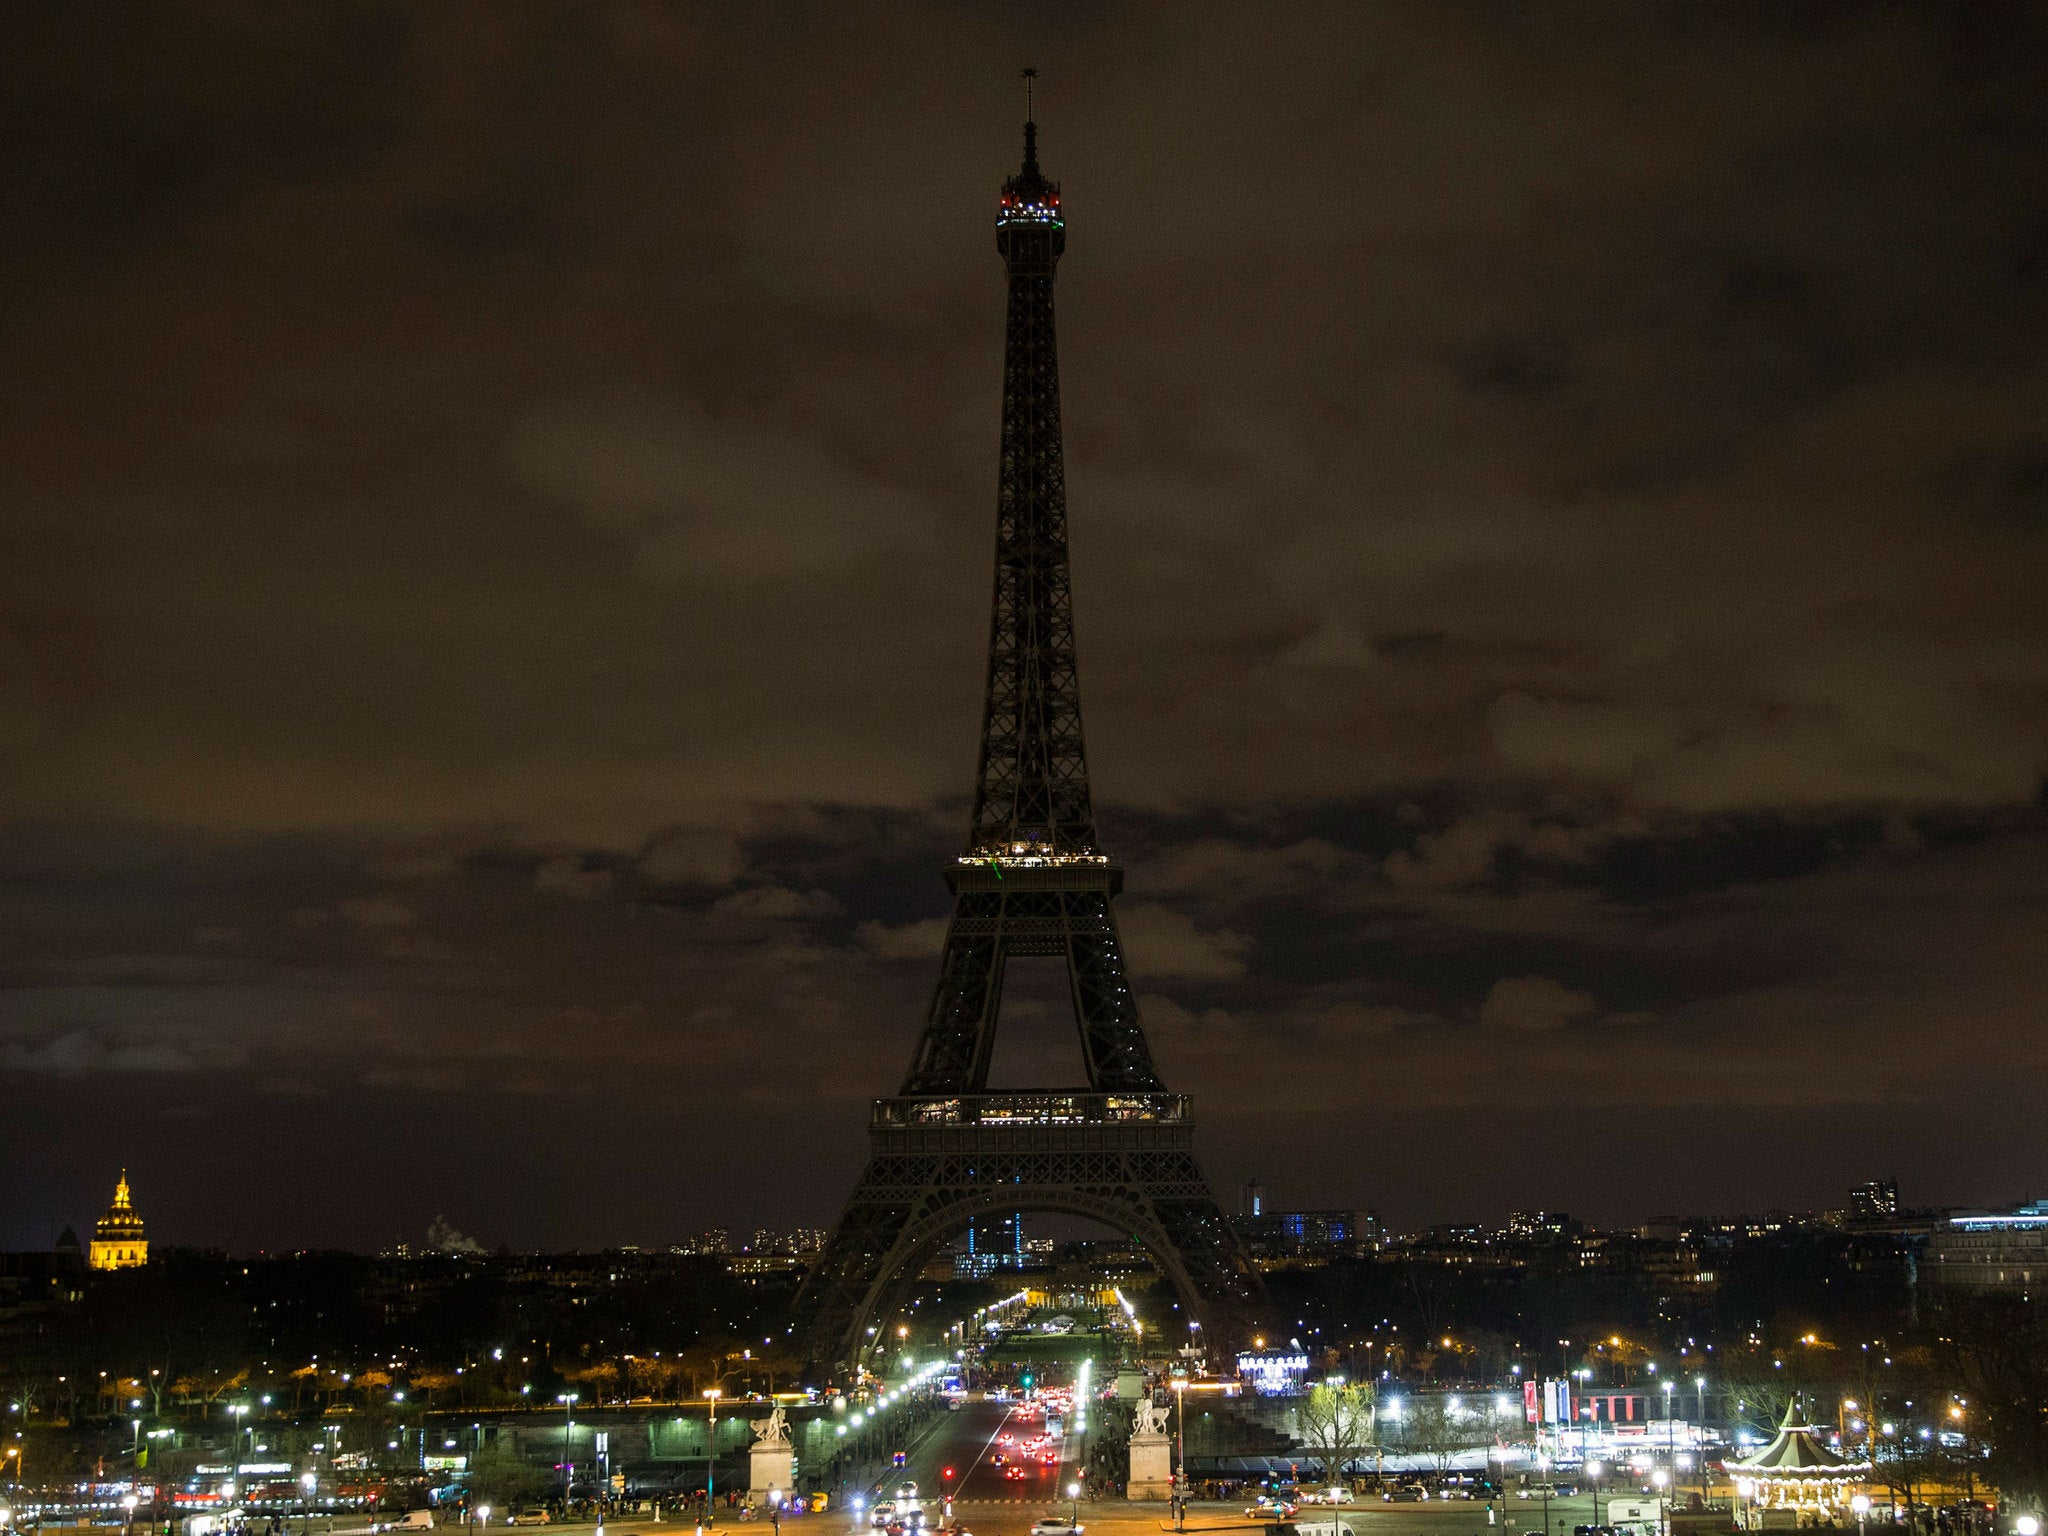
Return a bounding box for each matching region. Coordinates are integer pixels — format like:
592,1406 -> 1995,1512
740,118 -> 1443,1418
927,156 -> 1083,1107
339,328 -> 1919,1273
1022,67 -> 1039,174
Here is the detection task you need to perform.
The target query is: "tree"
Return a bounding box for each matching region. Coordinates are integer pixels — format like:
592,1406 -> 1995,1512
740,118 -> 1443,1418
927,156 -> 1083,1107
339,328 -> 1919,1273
1406,1399 -> 1478,1475
1719,1360 -> 1804,1442
1292,1382 -> 1376,1485
1936,1293 -> 2048,1508
465,1445 -> 552,1512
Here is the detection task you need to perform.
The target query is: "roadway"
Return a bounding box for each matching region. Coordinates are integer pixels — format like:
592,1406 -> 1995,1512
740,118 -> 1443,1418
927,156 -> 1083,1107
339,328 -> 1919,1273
498,1492 -> 1609,1536
877,1399 -> 1081,1512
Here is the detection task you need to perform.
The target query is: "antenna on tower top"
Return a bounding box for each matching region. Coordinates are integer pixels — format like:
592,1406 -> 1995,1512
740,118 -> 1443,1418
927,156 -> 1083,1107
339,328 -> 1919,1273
1021,67 -> 1039,172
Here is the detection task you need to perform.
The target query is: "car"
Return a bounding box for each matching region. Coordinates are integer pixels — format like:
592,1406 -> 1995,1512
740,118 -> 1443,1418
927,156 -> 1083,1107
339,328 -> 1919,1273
991,1454 -> 1007,1466
1246,1502 -> 1299,1519
505,1515 -> 548,1528
1004,1468 -> 1026,1482
870,1502 -> 897,1528
1319,1489 -> 1357,1505
1029,1522 -> 1082,1536
1383,1486 -> 1428,1503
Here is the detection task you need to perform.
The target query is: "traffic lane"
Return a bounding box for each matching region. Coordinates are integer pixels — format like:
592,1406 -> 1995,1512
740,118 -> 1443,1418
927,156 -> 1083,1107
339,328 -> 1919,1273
970,1406 -> 1069,1501
954,1401 -> 1024,1500
939,1495 -> 1603,1536
893,1400 -> 1013,1506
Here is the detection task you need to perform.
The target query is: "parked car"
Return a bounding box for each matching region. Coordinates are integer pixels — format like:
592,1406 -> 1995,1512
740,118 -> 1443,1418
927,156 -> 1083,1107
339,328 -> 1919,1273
1029,1521 -> 1082,1536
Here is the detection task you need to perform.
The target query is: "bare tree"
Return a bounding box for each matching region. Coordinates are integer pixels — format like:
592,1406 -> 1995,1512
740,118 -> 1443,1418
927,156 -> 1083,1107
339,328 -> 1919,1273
1406,1399 -> 1477,1475
1292,1383 -> 1377,1485
1936,1293 -> 2048,1508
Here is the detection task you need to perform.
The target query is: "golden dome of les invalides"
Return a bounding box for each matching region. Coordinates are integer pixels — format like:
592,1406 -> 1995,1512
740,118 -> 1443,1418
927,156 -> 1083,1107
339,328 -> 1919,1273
88,1169 -> 148,1271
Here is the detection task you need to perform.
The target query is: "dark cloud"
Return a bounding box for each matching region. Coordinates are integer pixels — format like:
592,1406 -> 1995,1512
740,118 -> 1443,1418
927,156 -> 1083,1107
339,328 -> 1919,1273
2,2 -> 2045,1247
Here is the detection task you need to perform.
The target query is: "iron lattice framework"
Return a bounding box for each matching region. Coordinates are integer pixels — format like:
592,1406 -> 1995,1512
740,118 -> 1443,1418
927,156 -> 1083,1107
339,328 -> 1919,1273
796,119 -> 1264,1375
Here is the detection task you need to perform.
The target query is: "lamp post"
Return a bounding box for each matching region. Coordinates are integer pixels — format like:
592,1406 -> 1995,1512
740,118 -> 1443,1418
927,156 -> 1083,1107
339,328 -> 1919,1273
301,1471 -> 316,1536
558,1394 -> 579,1505
703,1389 -> 722,1528
121,1494 -> 136,1536
1586,1461 -> 1604,1530
1851,1493 -> 1870,1536
1172,1377 -> 1188,1531
1067,1481 -> 1081,1529
1663,1382 -> 1676,1498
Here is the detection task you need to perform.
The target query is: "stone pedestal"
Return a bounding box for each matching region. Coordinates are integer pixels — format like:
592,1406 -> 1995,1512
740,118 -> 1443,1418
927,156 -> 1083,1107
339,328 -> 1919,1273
749,1444 -> 795,1503
1125,1432 -> 1173,1501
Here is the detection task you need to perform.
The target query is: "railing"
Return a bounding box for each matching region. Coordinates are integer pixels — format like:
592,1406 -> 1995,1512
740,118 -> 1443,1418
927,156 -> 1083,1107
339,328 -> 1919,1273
872,1093 -> 1189,1128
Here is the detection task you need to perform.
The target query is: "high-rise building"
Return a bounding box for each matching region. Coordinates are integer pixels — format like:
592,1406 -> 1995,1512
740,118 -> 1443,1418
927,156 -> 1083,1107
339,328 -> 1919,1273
1507,1211 -> 1575,1242
969,1211 -> 1023,1259
89,1170 -> 148,1270
1241,1181 -> 1266,1218
1849,1181 -> 1900,1223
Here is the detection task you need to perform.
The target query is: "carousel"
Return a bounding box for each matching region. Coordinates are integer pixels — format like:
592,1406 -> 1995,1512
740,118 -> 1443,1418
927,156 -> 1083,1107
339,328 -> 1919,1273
1724,1402 -> 1871,1518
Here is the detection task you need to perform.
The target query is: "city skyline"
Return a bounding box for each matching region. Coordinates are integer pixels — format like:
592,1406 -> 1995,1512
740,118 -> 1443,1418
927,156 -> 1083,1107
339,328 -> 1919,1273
4,7 -> 2047,1251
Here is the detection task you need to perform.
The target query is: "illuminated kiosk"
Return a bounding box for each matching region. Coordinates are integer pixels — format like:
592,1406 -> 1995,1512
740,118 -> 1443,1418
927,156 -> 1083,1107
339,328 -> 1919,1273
1724,1403 -> 1868,1521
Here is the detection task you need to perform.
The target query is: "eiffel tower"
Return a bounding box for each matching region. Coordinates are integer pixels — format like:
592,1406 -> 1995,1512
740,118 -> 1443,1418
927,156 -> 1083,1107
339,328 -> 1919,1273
795,103 -> 1266,1376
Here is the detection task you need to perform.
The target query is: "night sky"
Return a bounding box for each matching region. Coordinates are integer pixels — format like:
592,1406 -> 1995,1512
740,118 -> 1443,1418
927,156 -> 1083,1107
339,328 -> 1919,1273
4,5 -> 2046,1253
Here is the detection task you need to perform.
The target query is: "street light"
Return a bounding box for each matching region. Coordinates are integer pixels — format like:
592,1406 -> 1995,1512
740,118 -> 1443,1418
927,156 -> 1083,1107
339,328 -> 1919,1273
1067,1481 -> 1081,1529
1662,1382 -> 1676,1497
558,1393 -> 580,1502
703,1389 -> 722,1528
1171,1377 -> 1189,1531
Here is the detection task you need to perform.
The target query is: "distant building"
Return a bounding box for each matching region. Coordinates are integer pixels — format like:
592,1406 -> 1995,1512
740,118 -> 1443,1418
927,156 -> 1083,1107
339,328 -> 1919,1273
1,1228 -> 88,1315
1849,1181 -> 1900,1223
1926,1202 -> 2048,1291
954,1211 -> 1027,1278
1507,1211 -> 1576,1242
89,1170 -> 148,1270
1241,1181 -> 1266,1218
1235,1208 -> 1380,1262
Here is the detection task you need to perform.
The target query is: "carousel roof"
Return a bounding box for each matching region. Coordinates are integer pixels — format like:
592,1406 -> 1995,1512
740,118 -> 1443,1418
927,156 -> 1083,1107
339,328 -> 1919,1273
1725,1403 -> 1870,1476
